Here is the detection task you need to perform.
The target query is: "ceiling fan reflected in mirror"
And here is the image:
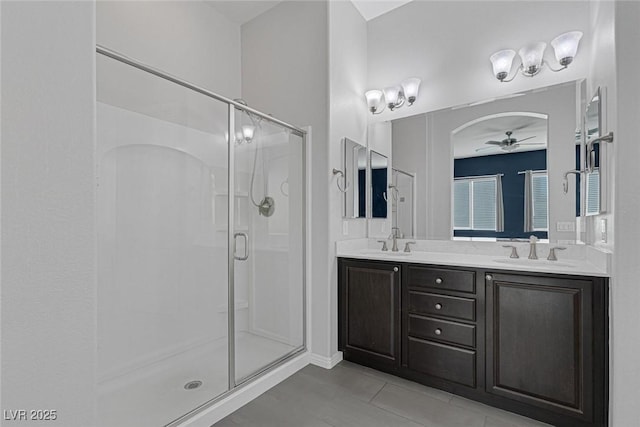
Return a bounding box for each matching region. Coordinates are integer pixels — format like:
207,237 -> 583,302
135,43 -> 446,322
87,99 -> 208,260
475,130 -> 545,152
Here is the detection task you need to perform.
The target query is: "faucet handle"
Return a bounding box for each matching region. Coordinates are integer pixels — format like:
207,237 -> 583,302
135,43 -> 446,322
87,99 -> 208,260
404,241 -> 416,253
502,245 -> 519,259
547,246 -> 567,261
377,240 -> 388,252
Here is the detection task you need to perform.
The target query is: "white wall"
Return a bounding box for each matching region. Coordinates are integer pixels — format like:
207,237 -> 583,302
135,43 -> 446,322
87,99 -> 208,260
97,0 -> 241,99
241,1 -> 331,358
586,0 -> 616,249
610,2 -> 640,426
392,115 -> 427,238
367,1 -> 591,122
0,2 -> 96,426
328,0 -> 369,357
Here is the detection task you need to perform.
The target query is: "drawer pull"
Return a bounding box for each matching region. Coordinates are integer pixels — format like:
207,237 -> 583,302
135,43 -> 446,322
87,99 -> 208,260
434,328 -> 442,335
435,277 -> 443,284
393,267 -> 399,272
435,303 -> 442,310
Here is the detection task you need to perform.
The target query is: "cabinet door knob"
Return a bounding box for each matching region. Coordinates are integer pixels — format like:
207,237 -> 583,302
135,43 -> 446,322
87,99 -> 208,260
435,303 -> 442,310
435,277 -> 443,284
393,267 -> 399,272
486,274 -> 493,281
434,328 -> 442,335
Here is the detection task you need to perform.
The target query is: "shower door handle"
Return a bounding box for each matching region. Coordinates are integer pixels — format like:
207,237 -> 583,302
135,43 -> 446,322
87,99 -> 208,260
234,232 -> 249,261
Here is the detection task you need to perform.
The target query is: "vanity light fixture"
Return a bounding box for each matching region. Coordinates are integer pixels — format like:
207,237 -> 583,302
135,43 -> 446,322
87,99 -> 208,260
490,31 -> 583,82
365,78 -> 421,114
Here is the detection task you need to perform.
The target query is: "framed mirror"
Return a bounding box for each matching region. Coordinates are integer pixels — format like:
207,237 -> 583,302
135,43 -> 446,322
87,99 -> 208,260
369,150 -> 388,218
583,88 -> 602,216
342,137 -> 367,218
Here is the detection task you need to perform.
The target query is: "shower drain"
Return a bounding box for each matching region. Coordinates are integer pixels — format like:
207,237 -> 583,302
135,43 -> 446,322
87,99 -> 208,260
184,380 -> 203,390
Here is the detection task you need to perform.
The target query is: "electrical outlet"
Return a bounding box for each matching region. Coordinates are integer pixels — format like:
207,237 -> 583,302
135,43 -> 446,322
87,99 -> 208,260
600,219 -> 607,243
342,220 -> 348,236
556,221 -> 576,232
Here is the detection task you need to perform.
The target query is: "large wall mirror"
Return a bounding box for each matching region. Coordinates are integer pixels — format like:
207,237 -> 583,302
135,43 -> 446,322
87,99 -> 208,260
391,80 -> 585,243
342,137 -> 366,218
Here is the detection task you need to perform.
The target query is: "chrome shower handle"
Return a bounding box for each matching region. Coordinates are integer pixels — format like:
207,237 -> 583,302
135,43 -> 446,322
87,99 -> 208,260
234,232 -> 249,261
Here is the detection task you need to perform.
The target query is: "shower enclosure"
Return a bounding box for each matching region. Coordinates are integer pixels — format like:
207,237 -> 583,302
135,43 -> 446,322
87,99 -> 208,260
96,47 -> 306,427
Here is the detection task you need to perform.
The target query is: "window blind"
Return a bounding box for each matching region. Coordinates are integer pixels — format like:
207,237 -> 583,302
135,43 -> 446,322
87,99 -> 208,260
454,177 -> 498,231
586,170 -> 600,214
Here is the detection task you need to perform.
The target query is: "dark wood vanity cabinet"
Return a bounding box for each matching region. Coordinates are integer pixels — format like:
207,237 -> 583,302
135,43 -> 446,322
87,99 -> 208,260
338,258 -> 608,427
338,259 -> 401,371
485,272 -> 608,425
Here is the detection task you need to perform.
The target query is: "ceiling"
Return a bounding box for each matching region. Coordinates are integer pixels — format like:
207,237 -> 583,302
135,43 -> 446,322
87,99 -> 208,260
204,1 -> 283,25
452,114 -> 548,159
205,0 -> 414,25
350,0 -> 414,21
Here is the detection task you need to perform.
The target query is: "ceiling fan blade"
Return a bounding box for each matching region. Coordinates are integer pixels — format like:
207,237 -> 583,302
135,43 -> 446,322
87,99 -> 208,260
475,146 -> 496,152
512,123 -> 532,131
485,140 -> 503,145
517,142 -> 545,146
515,135 -> 536,143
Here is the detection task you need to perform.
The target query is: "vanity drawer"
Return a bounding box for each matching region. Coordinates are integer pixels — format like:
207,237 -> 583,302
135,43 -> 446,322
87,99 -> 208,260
407,265 -> 475,294
408,314 -> 476,348
408,291 -> 476,321
407,336 -> 476,387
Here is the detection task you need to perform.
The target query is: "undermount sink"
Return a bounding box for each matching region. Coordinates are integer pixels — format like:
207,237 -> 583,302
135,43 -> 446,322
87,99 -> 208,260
362,250 -> 412,257
493,258 -> 576,268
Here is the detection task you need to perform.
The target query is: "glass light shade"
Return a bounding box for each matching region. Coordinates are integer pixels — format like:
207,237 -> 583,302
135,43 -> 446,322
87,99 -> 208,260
235,131 -> 244,142
242,125 -> 255,141
365,89 -> 385,114
518,42 -> 547,76
401,78 -> 421,105
489,49 -> 516,81
383,86 -> 402,107
550,31 -> 583,66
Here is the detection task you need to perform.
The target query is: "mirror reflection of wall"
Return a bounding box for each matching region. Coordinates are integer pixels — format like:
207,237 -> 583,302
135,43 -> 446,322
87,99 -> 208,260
452,114 -> 548,240
370,150 -> 388,219
391,80 -> 582,243
391,169 -> 415,238
343,138 -> 367,218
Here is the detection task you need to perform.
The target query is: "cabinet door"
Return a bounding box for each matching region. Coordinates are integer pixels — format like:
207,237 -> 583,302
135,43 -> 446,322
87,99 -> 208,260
485,272 -> 593,422
339,259 -> 401,369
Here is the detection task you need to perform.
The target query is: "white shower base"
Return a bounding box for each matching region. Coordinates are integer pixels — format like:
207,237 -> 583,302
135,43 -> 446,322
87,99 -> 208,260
98,331 -> 297,427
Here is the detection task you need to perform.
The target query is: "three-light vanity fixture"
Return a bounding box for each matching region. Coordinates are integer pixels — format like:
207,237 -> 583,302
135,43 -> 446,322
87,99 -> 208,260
365,77 -> 421,115
490,31 -> 583,82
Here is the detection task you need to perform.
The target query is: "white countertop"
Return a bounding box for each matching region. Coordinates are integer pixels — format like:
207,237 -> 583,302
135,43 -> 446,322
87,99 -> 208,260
336,239 -> 610,277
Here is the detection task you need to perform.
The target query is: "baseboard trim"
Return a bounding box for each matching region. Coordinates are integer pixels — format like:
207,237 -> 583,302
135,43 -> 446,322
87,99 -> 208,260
309,351 -> 343,369
177,351 -> 310,427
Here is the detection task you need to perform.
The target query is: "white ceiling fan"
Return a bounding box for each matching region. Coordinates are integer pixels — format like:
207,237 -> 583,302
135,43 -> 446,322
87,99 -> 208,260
475,130 -> 545,152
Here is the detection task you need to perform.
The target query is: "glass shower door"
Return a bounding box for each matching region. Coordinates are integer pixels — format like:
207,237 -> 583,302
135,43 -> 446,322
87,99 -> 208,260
96,54 -> 231,427
232,110 -> 305,383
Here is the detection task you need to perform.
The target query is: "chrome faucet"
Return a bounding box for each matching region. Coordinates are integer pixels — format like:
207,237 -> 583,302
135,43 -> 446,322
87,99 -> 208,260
547,246 -> 566,261
389,227 -> 400,252
528,235 -> 538,260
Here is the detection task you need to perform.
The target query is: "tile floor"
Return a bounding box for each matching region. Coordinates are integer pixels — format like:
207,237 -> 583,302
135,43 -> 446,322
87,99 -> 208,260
214,361 -> 552,427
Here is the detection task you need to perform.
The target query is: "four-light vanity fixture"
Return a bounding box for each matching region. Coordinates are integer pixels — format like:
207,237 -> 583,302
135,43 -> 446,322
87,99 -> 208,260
365,77 -> 421,114
490,31 -> 583,82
